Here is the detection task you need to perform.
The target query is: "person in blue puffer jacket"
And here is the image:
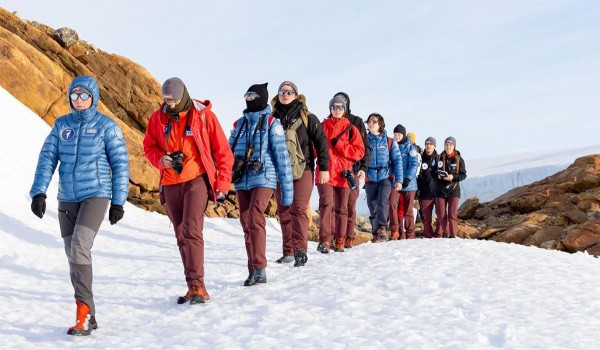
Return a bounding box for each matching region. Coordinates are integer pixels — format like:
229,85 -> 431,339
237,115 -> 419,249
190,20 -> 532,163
229,83 -> 293,287
29,75 -> 129,336
364,113 -> 403,242
389,124 -> 419,239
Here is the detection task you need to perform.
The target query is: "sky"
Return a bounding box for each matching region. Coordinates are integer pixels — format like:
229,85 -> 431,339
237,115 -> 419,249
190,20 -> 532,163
2,85 -> 600,349
2,0 -> 599,158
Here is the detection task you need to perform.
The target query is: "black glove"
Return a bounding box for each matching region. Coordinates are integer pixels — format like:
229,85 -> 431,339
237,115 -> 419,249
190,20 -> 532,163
109,204 -> 124,225
402,178 -> 410,189
31,194 -> 47,218
331,138 -> 338,147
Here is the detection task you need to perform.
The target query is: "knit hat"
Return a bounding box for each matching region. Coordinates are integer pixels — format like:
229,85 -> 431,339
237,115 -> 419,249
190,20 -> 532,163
393,124 -> 406,138
334,92 -> 351,114
278,81 -> 298,94
407,132 -> 416,144
329,95 -> 347,111
425,136 -> 436,147
162,77 -> 185,101
245,83 -> 269,112
70,85 -> 92,96
445,136 -> 457,147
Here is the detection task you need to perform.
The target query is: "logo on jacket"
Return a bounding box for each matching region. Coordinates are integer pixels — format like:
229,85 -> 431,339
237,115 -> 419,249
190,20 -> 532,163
422,163 -> 428,170
274,124 -> 284,136
61,128 -> 75,141
438,160 -> 444,168
85,128 -> 97,134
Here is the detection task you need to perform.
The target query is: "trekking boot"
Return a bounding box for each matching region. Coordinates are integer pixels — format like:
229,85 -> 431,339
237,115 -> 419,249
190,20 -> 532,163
244,270 -> 256,286
334,237 -> 345,252
178,285 -> 210,304
67,300 -> 94,336
254,268 -> 267,284
377,227 -> 389,242
317,241 -> 330,254
293,249 -> 307,267
275,255 -> 294,264
390,231 -> 400,240
344,239 -> 353,249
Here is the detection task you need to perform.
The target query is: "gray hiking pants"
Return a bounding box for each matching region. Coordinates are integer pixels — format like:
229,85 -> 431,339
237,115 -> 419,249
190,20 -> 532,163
58,198 -> 109,316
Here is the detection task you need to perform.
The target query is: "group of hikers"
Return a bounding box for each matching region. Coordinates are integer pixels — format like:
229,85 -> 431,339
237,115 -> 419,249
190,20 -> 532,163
29,75 -> 466,335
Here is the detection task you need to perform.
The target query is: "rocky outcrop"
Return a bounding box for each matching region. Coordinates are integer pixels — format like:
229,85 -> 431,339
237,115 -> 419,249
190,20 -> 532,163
457,155 -> 600,256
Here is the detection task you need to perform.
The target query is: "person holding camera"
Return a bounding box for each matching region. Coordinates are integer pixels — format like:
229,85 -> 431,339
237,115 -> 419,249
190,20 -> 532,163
316,96 -> 365,253
364,113 -> 403,242
417,137 -> 440,238
388,124 -> 420,240
435,137 -> 467,238
271,81 -> 330,267
143,77 -> 234,304
29,75 -> 130,335
229,83 -> 293,286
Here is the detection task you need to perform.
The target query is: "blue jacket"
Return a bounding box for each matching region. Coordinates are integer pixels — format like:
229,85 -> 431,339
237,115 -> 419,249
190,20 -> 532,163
229,105 -> 293,206
398,137 -> 419,192
30,75 -> 130,205
365,131 -> 403,184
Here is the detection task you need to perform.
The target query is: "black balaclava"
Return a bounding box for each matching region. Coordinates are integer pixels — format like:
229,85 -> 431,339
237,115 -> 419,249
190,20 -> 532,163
245,83 -> 269,112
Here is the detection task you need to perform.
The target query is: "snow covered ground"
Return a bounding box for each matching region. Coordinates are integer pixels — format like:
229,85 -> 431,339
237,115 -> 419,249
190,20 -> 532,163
2,87 -> 600,349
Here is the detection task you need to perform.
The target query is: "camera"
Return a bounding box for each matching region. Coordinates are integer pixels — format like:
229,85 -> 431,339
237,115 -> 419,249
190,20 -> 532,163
247,159 -> 262,173
167,151 -> 185,174
438,170 -> 449,178
341,170 -> 358,190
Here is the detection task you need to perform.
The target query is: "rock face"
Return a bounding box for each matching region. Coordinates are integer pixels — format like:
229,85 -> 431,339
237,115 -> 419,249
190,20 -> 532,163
458,155 -> 600,256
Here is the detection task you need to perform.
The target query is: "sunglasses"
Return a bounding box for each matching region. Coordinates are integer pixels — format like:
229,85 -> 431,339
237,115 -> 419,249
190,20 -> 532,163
244,92 -> 260,100
70,92 -> 91,101
330,105 -> 345,111
278,89 -> 295,96
425,142 -> 433,145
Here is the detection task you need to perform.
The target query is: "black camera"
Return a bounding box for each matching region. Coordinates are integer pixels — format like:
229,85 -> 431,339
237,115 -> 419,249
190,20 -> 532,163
438,170 -> 449,178
341,170 -> 358,190
231,155 -> 247,183
168,151 -> 185,174
247,159 -> 262,173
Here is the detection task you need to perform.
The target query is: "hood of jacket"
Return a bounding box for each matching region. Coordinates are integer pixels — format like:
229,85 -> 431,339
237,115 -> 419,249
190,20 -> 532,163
68,75 -> 101,121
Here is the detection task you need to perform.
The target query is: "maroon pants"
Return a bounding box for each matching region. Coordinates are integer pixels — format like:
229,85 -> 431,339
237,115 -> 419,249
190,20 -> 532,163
317,184 -> 350,243
344,187 -> 359,241
163,175 -> 209,288
389,190 -> 416,238
435,196 -> 460,238
276,169 -> 313,255
419,198 -> 436,238
237,187 -> 273,272
389,190 -> 400,233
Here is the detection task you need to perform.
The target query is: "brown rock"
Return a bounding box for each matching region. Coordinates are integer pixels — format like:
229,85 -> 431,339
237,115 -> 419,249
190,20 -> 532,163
458,197 -> 480,220
562,226 -> 600,253
522,226 -> 565,247
492,223 -> 540,244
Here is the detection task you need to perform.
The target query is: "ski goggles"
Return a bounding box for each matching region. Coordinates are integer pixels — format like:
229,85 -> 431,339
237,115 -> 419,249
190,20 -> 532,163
70,92 -> 91,101
330,105 -> 345,111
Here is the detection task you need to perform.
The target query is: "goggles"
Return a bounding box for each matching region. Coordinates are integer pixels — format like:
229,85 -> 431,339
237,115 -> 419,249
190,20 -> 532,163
330,105 -> 345,111
70,92 -> 91,101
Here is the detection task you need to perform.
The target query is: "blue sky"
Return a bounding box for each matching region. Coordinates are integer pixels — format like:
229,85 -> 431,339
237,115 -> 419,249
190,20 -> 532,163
3,0 -> 599,157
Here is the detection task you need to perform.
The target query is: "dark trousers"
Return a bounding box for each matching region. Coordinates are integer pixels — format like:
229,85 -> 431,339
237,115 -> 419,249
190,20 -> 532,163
435,196 -> 460,238
419,198 -> 436,238
317,184 -> 350,243
344,187 -> 360,241
365,179 -> 392,234
58,197 -> 109,316
237,187 -> 274,272
276,169 -> 313,255
163,175 -> 209,288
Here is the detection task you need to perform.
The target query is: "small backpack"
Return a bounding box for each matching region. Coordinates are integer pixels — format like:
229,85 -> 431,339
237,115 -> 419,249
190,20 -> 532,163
286,115 -> 308,180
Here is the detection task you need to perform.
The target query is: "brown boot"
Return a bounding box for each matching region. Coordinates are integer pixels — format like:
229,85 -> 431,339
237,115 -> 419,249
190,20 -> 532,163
390,231 -> 400,240
344,238 -> 353,249
334,237 -> 345,252
178,285 -> 210,304
376,226 -> 389,242
67,300 -> 96,336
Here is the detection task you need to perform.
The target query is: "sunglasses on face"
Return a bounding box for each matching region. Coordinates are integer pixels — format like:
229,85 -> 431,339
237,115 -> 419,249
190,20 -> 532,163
70,92 -> 91,101
244,92 -> 260,100
278,89 -> 295,96
330,105 -> 345,111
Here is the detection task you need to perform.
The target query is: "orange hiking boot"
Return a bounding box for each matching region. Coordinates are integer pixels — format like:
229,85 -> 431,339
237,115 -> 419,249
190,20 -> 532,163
67,300 -> 96,336
334,237 -> 345,252
178,285 -> 210,305
390,231 -> 400,240
344,239 -> 353,249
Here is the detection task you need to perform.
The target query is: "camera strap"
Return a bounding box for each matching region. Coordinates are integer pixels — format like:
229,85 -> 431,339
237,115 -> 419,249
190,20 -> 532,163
164,110 -> 192,153
231,118 -> 248,154
244,113 -> 266,160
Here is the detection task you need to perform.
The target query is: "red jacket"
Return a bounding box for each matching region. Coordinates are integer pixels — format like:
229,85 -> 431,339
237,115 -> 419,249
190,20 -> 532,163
144,99 -> 234,198
316,116 -> 365,187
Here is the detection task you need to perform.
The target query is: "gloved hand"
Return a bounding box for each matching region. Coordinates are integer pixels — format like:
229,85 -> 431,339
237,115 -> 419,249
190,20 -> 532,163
402,178 -> 410,189
109,204 -> 124,225
31,193 -> 47,218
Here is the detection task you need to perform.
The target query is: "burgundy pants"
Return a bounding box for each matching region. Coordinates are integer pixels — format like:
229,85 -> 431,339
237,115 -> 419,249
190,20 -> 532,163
435,196 -> 460,238
389,190 -> 400,233
399,191 -> 416,238
344,187 -> 359,241
317,184 -> 350,243
237,187 -> 274,272
276,169 -> 313,255
163,175 -> 209,288
419,198 -> 436,238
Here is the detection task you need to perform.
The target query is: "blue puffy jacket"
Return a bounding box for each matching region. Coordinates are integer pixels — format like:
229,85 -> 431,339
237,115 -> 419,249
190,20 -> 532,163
398,137 -> 419,192
366,131 -> 403,184
229,105 -> 293,206
30,75 -> 130,205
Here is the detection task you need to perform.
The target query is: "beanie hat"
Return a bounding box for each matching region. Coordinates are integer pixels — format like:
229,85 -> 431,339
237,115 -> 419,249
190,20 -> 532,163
70,85 -> 92,96
278,81 -> 298,94
445,136 -> 457,147
393,124 -> 406,138
407,132 -> 416,144
334,92 -> 351,114
329,95 -> 347,111
245,83 -> 269,112
425,136 -> 436,147
162,77 -> 185,101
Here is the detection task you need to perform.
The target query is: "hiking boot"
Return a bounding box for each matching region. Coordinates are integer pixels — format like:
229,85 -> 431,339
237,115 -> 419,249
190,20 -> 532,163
344,239 -> 353,249
390,231 -> 400,240
275,255 -> 294,264
67,300 -> 95,336
178,285 -> 210,304
294,249 -> 307,267
254,268 -> 267,284
376,227 -> 389,242
334,237 -> 345,252
317,241 -> 330,254
244,270 -> 256,286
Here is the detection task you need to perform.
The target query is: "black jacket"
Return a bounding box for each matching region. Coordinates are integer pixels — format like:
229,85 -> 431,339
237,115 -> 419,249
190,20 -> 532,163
435,150 -> 467,198
417,150 -> 439,199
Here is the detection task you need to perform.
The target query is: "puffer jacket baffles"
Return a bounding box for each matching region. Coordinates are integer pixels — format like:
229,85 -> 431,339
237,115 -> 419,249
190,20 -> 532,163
365,131 -> 403,184
397,137 -> 419,192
